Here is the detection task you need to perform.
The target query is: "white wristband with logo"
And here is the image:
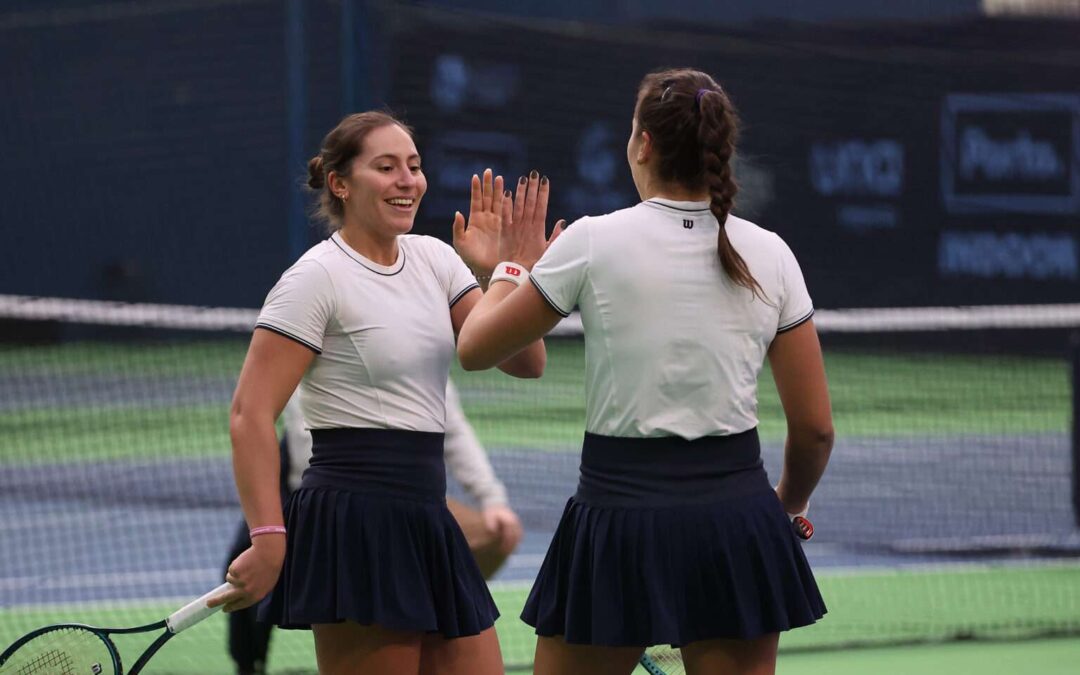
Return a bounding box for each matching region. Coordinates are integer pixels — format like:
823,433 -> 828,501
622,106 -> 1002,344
490,261 -> 528,287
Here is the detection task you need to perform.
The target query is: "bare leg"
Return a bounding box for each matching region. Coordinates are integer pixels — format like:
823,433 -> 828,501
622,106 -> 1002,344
311,622 -> 422,675
418,626 -> 504,675
680,633 -> 779,675
447,497 -> 511,579
533,635 -> 643,675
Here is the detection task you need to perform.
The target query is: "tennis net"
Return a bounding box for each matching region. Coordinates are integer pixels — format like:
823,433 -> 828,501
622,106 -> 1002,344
1,294 -> 1079,673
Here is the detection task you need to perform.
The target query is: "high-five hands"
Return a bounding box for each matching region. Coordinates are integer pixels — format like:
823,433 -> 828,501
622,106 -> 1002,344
452,168 -> 565,276
502,170 -> 565,272
452,168 -> 505,277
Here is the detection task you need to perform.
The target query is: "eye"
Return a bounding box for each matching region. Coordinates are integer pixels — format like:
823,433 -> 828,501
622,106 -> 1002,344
409,165 -> 422,174
378,166 -> 394,172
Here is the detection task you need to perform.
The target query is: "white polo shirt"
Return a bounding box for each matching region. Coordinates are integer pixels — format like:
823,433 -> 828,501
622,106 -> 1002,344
530,198 -> 814,440
256,232 -> 478,432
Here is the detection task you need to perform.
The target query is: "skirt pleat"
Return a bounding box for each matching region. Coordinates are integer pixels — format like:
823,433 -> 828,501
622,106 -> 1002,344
521,431 -> 826,647
257,429 -> 498,638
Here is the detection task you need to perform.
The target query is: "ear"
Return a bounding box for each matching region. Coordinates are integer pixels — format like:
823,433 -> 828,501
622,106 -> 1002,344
327,171 -> 346,199
636,130 -> 653,165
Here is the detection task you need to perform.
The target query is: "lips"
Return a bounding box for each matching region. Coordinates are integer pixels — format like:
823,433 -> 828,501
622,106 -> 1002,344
385,197 -> 416,209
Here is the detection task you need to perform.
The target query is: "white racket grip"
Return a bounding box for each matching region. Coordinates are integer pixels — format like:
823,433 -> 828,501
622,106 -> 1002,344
166,582 -> 233,634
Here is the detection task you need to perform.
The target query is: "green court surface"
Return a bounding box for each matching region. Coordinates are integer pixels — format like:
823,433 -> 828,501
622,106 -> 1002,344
3,564 -> 1078,673
0,338 -> 1069,463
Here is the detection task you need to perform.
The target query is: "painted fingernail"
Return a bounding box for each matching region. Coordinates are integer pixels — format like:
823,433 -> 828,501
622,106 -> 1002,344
504,190 -> 511,198
540,176 -> 549,185
519,176 -> 527,185
530,169 -> 539,179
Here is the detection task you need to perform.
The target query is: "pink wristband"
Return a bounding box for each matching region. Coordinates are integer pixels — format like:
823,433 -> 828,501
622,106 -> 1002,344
249,525 -> 286,538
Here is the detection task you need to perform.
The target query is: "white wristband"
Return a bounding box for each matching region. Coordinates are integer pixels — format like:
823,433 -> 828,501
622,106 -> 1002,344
490,261 -> 528,287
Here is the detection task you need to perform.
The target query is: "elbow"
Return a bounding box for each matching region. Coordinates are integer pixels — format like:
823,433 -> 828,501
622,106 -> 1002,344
228,399 -> 263,448
457,344 -> 486,371
516,355 -> 546,379
790,422 -> 835,456
808,424 -> 834,453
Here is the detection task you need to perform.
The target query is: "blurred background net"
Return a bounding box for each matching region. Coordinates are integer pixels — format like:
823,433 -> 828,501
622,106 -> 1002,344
1,295 -> 1079,672
2,0 -> 1080,673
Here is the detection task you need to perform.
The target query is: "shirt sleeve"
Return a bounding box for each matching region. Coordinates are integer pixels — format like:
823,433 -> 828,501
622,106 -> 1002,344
529,217 -> 591,317
255,259 -> 336,353
442,381 -> 509,509
425,237 -> 479,307
775,236 -> 815,333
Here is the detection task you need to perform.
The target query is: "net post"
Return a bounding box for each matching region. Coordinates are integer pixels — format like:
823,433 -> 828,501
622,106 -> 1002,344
1072,331 -> 1080,528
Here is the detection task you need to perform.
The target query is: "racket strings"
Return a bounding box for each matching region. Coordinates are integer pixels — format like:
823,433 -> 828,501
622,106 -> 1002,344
641,644 -> 685,675
18,649 -> 73,675
4,627 -> 113,675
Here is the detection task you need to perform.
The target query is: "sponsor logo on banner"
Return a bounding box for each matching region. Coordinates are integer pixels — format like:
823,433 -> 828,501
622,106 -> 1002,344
810,139 -> 904,197
809,139 -> 904,231
431,54 -> 519,112
941,94 -> 1080,214
938,230 -> 1078,280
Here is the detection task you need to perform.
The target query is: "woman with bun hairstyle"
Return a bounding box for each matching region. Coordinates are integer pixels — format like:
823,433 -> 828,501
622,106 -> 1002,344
211,111 -> 547,674
456,69 -> 833,674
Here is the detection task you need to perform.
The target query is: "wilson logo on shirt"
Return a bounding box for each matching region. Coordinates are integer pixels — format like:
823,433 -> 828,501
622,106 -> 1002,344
683,219 -> 694,229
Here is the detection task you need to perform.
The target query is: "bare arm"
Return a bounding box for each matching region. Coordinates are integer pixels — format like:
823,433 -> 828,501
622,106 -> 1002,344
457,280 -> 561,371
452,287 -> 547,377
767,319 -> 834,515
454,170 -> 564,371
451,287 -> 544,375
212,329 -> 314,612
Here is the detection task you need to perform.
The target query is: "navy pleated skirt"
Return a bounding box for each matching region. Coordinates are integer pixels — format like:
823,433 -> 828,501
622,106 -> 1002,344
258,428 -> 499,637
521,429 -> 825,647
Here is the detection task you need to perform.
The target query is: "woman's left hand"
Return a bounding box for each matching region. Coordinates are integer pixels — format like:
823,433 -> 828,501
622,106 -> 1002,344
453,168 -> 506,277
500,171 -> 565,271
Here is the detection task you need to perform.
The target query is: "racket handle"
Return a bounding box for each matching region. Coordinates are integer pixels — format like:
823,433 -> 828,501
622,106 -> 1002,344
166,582 -> 233,634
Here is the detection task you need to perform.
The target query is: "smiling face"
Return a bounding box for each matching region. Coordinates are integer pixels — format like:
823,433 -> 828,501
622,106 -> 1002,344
335,123 -> 427,239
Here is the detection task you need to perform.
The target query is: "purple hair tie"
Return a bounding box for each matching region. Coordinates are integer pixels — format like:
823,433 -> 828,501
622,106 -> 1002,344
695,88 -> 711,106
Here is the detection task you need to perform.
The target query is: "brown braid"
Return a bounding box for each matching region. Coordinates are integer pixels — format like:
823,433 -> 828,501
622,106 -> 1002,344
635,69 -> 765,300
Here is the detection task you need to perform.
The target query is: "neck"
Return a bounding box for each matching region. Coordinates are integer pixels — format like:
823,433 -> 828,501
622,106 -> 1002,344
637,176 -> 709,203
338,222 -> 399,266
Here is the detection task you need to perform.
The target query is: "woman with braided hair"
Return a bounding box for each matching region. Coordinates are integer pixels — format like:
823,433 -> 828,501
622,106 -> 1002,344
455,68 -> 833,674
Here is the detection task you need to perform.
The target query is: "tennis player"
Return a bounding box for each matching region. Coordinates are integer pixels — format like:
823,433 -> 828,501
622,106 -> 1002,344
456,68 -> 833,675
212,111 -> 544,674
222,383 -> 523,675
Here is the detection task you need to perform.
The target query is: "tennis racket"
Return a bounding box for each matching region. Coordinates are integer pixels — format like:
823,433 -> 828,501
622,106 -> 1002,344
0,582 -> 232,675
639,644 -> 685,674
636,515 -> 814,675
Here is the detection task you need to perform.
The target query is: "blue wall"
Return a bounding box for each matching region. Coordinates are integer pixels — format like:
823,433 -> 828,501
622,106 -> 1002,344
1,1 -> 1076,308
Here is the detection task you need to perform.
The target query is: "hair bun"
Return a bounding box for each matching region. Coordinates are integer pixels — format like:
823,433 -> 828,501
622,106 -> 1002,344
307,155 -> 326,189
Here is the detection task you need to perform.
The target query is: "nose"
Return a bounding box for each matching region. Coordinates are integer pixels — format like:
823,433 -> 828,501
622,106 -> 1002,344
396,169 -> 417,188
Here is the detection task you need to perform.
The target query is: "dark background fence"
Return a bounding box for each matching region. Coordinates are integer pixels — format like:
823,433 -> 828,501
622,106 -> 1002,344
1,0 -> 1077,309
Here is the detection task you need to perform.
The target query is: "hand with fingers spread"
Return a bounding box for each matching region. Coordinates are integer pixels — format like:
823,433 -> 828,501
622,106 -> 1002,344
501,171 -> 566,271
452,168 -> 507,277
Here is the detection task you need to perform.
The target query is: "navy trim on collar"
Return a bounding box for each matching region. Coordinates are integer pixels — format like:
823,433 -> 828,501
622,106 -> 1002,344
330,233 -> 407,276
644,199 -> 712,214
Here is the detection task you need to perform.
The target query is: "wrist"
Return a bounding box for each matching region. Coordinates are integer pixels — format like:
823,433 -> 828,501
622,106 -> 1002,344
249,525 -> 286,538
490,261 -> 529,287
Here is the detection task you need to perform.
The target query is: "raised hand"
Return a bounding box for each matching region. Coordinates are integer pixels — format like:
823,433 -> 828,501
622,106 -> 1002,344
502,170 -> 565,271
453,168 -> 506,276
